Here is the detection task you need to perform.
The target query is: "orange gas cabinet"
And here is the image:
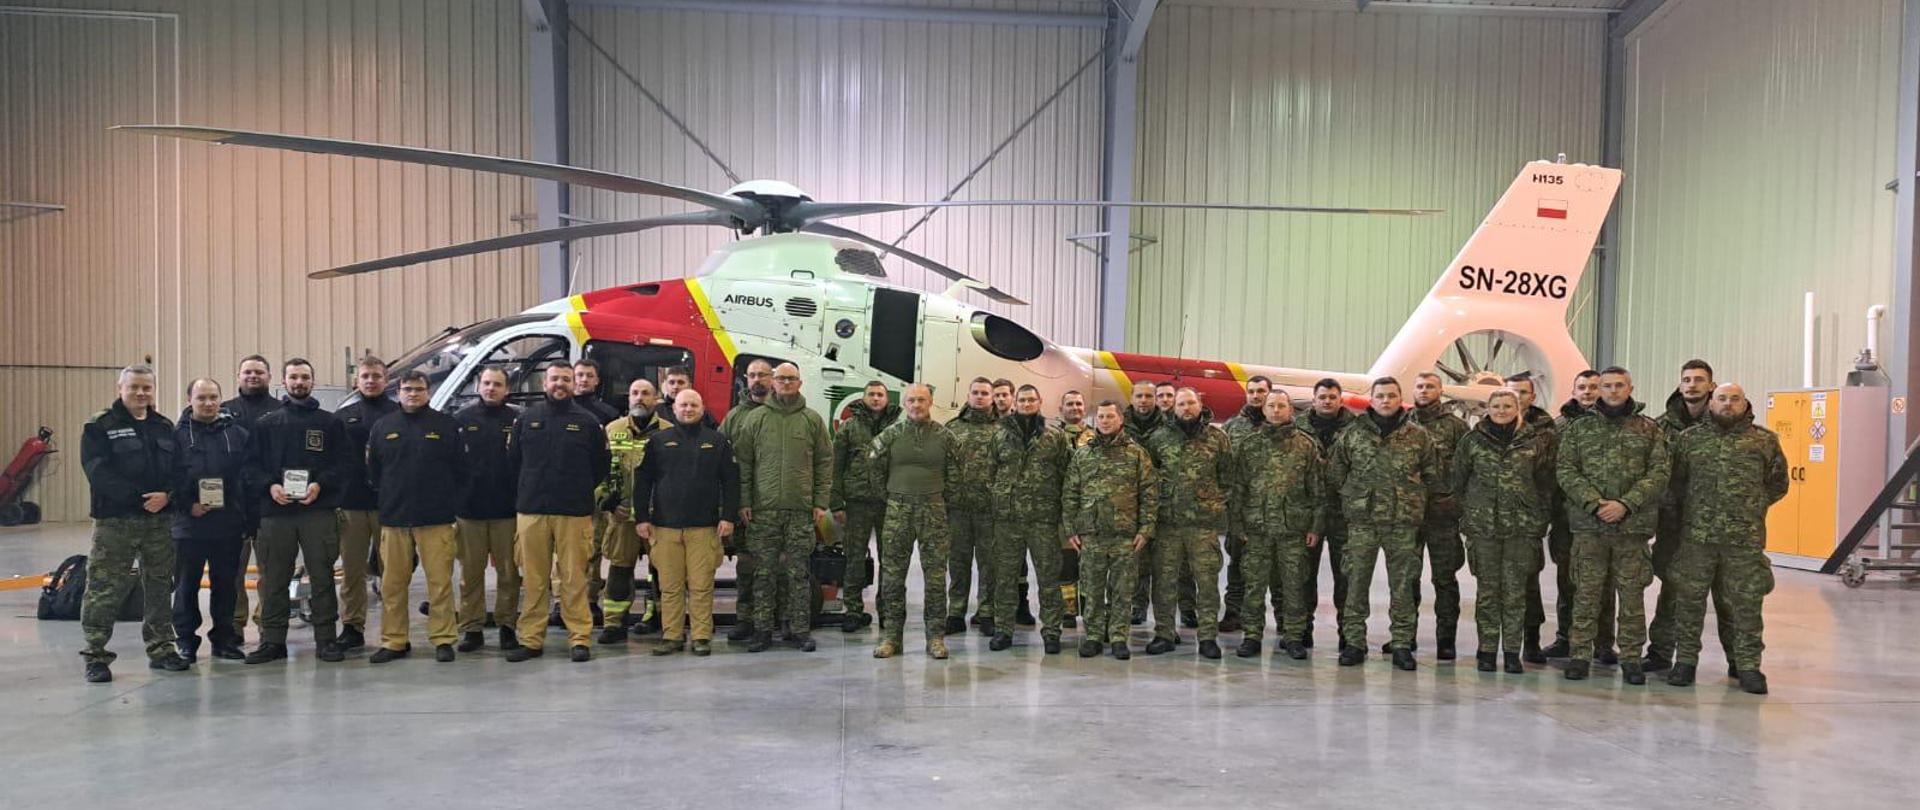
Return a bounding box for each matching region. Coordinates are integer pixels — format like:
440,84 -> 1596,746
1763,388 -> 1888,570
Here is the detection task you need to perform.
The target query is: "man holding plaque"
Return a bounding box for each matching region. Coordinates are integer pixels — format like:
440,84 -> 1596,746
170,378 -> 259,663
246,358 -> 352,664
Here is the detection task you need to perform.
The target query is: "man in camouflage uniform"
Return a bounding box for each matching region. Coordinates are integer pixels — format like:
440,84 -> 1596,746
870,383 -> 958,659
731,362 -> 833,653
1218,375 -> 1275,635
1647,358 -> 1733,672
1665,384 -> 1788,694
1124,381 -> 1170,626
1408,372 -> 1469,659
1532,369 -> 1616,662
989,377 -> 1036,628
1064,401 -> 1158,660
1144,388 -> 1233,659
1329,377 -> 1443,670
720,358 -> 773,642
1557,366 -> 1670,685
1228,394 -> 1325,660
945,377 -> 1001,636
1052,390 -> 1092,628
988,385 -> 1073,653
991,378 -> 1015,418
1297,378 -> 1356,650
79,365 -> 189,682
831,380 -> 899,632
596,378 -> 670,644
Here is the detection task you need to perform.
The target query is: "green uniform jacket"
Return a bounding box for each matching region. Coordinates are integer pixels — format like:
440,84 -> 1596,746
870,417 -> 957,497
717,398 -> 763,438
1410,400 -> 1470,525
1123,406 -> 1165,442
1062,429 -> 1158,540
1144,410 -> 1233,533
944,405 -> 999,511
732,394 -> 833,512
831,403 -> 901,509
1556,398 -> 1670,535
1453,419 -> 1557,540
1671,408 -> 1789,547
991,413 -> 1072,526
1328,411 -> 1444,529
1221,404 -> 1266,446
1053,419 -> 1093,448
599,411 -> 670,511
1296,408 -> 1356,535
1655,389 -> 1710,513
1226,420 -> 1326,537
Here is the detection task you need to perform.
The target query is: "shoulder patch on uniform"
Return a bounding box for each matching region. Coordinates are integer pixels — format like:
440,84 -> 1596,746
106,427 -> 137,440
305,429 -> 325,451
699,442 -> 713,449
465,425 -> 480,432
529,421 -> 544,430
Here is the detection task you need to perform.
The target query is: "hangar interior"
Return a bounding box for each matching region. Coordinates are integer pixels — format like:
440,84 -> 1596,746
3,1 -> 1919,807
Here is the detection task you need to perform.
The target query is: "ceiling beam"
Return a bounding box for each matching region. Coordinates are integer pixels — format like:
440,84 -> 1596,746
571,0 -> 1106,29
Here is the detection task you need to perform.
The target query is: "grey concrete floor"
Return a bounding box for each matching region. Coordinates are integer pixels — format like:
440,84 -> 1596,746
2,522 -> 1918,809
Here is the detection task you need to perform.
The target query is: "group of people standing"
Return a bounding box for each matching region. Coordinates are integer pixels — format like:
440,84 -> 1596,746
73,351 -> 1786,696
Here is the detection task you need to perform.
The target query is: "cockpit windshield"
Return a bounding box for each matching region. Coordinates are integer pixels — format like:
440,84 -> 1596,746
386,314 -> 551,395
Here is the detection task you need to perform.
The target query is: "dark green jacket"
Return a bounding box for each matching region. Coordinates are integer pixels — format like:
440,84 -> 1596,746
1453,418 -> 1557,541
831,403 -> 901,508
1226,420 -> 1326,537
1123,406 -> 1165,442
1671,408 -> 1789,547
871,417 -> 956,498
990,413 -> 1072,524
1556,398 -> 1670,535
944,405 -> 999,511
1328,411 -> 1444,528
1296,408 -> 1357,535
733,394 -> 833,512
1145,410 -> 1233,532
1062,429 -> 1158,539
1410,400 -> 1470,525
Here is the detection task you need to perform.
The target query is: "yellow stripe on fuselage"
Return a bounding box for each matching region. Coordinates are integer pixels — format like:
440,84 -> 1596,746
564,294 -> 591,346
1096,350 -> 1133,394
1224,361 -> 1249,384
685,279 -> 739,364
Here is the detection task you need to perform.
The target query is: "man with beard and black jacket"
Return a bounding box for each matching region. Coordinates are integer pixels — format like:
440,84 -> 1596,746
505,364 -> 611,663
1217,375 -> 1273,635
246,358 -> 351,665
366,371 -> 470,663
171,378 -> 259,664
634,389 -> 740,657
453,367 -> 522,652
831,380 -> 900,632
333,355 -> 396,652
1296,378 -> 1356,651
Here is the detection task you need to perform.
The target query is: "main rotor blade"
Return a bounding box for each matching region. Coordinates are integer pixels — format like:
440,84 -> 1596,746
800,222 -> 1027,306
114,125 -> 765,225
309,211 -> 734,279
789,199 -> 1442,226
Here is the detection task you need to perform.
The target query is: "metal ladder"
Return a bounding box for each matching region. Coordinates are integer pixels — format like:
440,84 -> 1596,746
1823,434 -> 1920,586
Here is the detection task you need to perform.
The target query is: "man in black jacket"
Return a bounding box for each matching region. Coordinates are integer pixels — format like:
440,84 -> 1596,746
454,367 -> 521,652
246,358 -> 351,664
223,355 -> 281,635
655,365 -> 717,429
78,364 -> 189,683
334,355 -> 396,651
634,389 -> 740,656
506,364 -> 611,663
572,357 -> 620,425
366,371 -> 470,663
171,378 -> 258,663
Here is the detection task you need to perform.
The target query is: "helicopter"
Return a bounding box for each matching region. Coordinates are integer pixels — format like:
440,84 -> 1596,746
115,126 -> 1619,423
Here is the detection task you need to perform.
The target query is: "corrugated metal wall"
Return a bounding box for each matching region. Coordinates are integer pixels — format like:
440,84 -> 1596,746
1129,2 -> 1607,377
1,0 -> 536,521
1616,0 -> 1900,397
566,2 -> 1106,346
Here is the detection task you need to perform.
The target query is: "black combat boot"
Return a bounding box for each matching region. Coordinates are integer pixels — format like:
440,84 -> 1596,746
504,645 -> 543,662
435,645 -> 455,662
570,644 -> 591,662
1284,640 -> 1309,660
244,642 -> 288,665
978,618 -> 996,638
1476,651 -> 1496,672
1145,637 -> 1175,655
1198,640 -> 1221,660
1435,633 -> 1457,661
1079,639 -> 1103,658
1538,636 -> 1570,659
1043,637 -> 1062,655
1643,648 -> 1673,672
1339,647 -> 1365,667
1736,670 -> 1769,695
84,662 -> 112,683
1111,640 -> 1131,661
1564,658 -> 1590,680
499,626 -> 519,650
747,630 -> 774,653
369,645 -> 410,664
1503,652 -> 1524,674
457,631 -> 485,653
1622,662 -> 1646,685
1391,649 -> 1416,671
597,625 -> 629,645
337,625 -> 366,651
1665,662 -> 1696,687
727,620 -> 754,642
1236,638 -> 1262,658
989,633 -> 1012,651
150,653 -> 190,672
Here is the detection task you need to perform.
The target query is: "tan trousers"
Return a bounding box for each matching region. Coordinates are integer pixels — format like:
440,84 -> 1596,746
338,509 -> 381,629
457,517 -> 520,633
653,526 -> 722,642
515,513 -> 594,649
378,524 -> 459,650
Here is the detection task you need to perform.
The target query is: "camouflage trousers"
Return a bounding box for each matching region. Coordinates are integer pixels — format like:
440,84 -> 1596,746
1153,527 -> 1223,641
991,513 -> 1064,640
947,508 -> 992,621
841,500 -> 886,615
1416,520 -> 1466,642
1238,530 -> 1313,641
1305,531 -> 1350,642
748,508 -> 817,634
1079,534 -> 1142,644
1670,541 -> 1773,671
880,494 -> 949,643
1133,539 -> 1195,622
1570,532 -> 1652,664
1648,514 -> 1734,662
1466,532 -> 1538,655
1222,535 -> 1246,623
80,514 -> 178,666
1530,520 -> 1615,650
1341,524 -> 1421,651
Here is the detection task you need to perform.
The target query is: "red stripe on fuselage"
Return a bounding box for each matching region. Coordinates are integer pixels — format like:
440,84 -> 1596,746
571,281 -> 740,422
1103,352 -> 1251,418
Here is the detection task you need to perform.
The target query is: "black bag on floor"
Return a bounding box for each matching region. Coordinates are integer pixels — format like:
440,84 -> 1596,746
36,554 -> 147,621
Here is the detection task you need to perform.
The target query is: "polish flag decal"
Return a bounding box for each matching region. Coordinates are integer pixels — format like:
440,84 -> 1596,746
1537,199 -> 1569,219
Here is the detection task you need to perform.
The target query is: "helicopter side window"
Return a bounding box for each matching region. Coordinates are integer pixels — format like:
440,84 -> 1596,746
447,333 -> 573,411
869,287 -> 919,382
583,341 -> 698,416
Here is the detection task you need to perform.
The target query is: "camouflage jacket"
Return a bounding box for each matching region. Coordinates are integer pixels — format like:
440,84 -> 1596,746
1655,389 -> 1710,515
1123,406 -> 1165,442
1452,418 -> 1557,540
1144,410 -> 1233,531
1410,400 -> 1470,524
990,413 -> 1072,524
1062,429 -> 1158,540
598,411 -> 670,511
830,403 -> 900,509
1672,408 -> 1789,547
870,416 -> 957,498
1051,418 -> 1094,448
1556,398 -> 1670,535
732,394 -> 833,512
1296,407 -> 1356,534
1226,420 -> 1326,537
1221,404 -> 1266,445
944,405 -> 999,510
1328,411 -> 1444,528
